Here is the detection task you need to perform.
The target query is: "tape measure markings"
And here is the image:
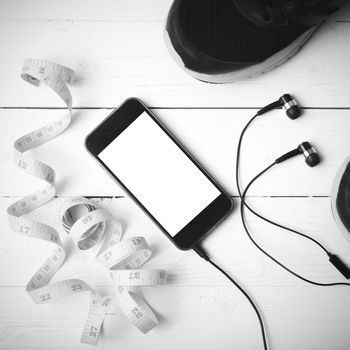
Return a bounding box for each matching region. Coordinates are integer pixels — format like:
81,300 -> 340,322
7,59 -> 167,346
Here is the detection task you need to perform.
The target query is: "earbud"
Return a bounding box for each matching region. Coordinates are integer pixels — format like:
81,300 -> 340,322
275,141 -> 320,167
298,141 -> 320,167
257,93 -> 302,119
279,94 -> 302,120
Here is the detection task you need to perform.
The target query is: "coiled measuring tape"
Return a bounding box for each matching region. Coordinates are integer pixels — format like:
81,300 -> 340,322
6,59 -> 167,345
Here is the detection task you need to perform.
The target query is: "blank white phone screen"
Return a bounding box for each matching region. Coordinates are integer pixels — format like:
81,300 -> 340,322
98,111 -> 221,236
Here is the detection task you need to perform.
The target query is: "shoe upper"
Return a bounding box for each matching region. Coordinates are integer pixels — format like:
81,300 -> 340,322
165,0 -> 345,76
335,160 -> 350,237
232,0 -> 344,27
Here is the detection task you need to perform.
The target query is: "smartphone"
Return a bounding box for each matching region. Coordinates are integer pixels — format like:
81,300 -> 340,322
85,98 -> 233,250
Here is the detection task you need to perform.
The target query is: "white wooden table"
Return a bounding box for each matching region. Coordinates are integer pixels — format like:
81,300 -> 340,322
1,1 -> 350,349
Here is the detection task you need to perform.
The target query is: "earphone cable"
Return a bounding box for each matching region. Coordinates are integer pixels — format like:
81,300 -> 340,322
236,112 -> 331,259
241,162 -> 350,288
236,113 -> 259,198
240,190 -> 329,255
193,246 -> 268,350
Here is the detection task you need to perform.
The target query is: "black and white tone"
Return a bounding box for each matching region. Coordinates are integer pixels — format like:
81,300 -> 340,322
1,1 -> 350,350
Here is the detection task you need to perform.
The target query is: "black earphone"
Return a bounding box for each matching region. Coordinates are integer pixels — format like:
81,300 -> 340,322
237,94 -> 350,280
257,93 -> 302,119
195,95 -> 350,350
276,141 -> 320,167
256,94 -> 320,167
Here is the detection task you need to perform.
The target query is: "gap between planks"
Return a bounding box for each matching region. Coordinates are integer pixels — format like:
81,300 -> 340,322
2,107 -> 350,110
0,195 -> 331,199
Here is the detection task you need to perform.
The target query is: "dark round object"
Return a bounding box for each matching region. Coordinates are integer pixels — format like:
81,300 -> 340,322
305,152 -> 320,167
286,105 -> 302,120
280,94 -> 302,120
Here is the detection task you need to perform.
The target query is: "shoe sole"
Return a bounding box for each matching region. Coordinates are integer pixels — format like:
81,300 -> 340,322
331,156 -> 350,244
164,21 -> 322,84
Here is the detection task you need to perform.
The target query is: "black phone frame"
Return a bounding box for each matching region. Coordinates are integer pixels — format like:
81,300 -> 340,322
85,97 -> 233,250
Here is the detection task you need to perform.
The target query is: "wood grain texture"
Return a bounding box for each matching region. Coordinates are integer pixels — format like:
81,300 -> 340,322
1,109 -> 349,197
0,0 -> 348,21
0,5 -> 350,108
1,197 -> 350,350
1,196 -> 349,286
1,285 -> 350,350
1,1 -> 350,349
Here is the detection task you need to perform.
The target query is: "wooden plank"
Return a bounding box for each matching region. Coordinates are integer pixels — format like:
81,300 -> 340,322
0,0 -> 349,22
1,196 -> 349,287
0,20 -> 350,107
0,0 -> 172,21
0,284 -> 350,350
1,109 -> 349,197
2,195 -> 350,349
1,2 -> 350,350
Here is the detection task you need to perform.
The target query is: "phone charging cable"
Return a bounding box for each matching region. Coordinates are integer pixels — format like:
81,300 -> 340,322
193,245 -> 268,350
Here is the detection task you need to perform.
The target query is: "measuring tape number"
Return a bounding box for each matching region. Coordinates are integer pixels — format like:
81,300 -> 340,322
7,59 -> 167,345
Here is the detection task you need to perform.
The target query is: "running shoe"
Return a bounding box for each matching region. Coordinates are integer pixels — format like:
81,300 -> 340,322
164,0 -> 347,83
331,157 -> 350,243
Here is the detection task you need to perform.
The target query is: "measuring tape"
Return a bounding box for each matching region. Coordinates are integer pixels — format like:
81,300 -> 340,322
6,59 -> 167,345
